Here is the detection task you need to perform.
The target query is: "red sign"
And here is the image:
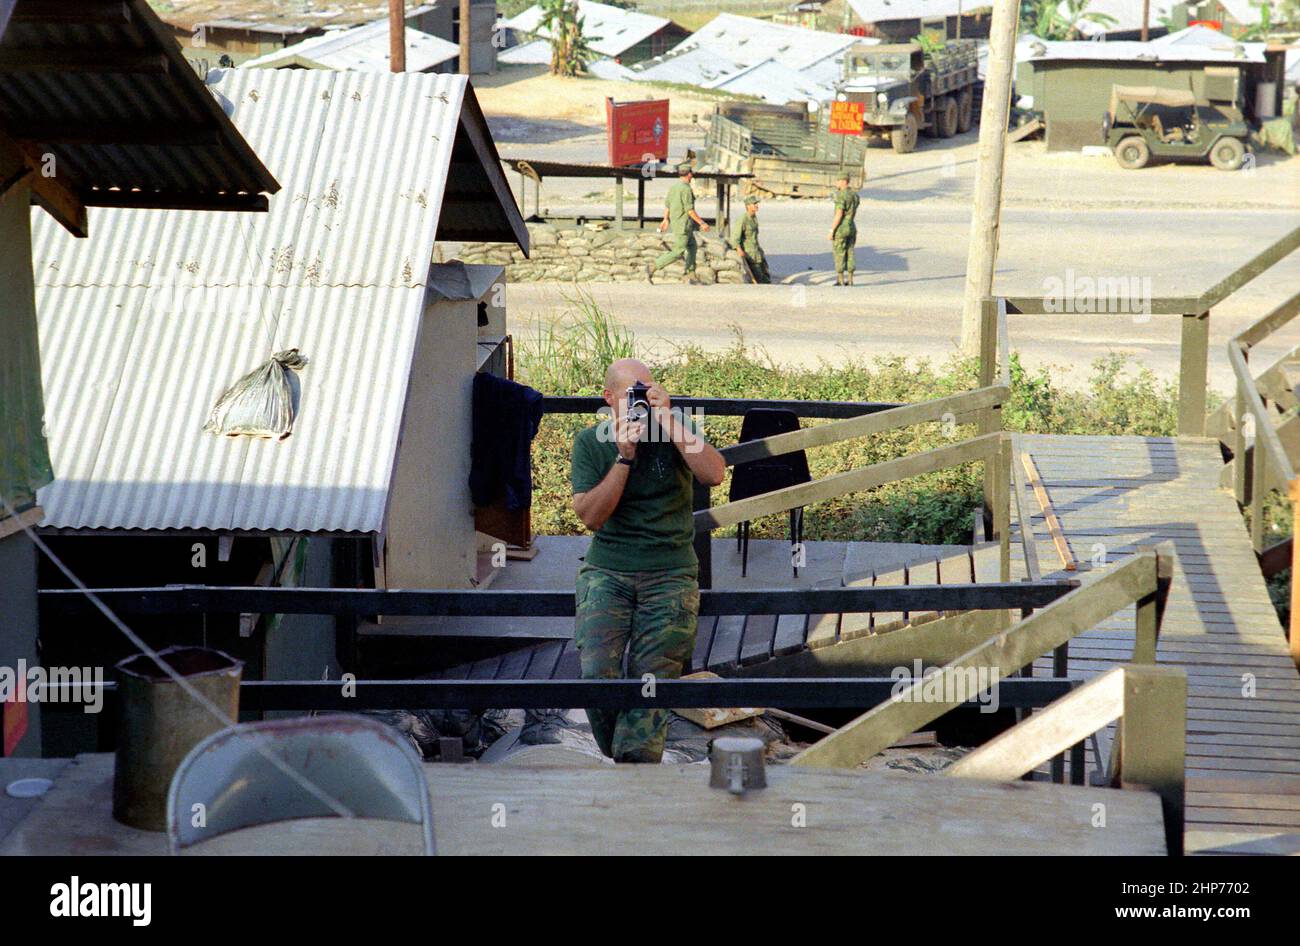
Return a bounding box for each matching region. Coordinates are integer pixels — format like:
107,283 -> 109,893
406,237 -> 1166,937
606,97 -> 670,167
829,100 -> 865,135
3,693 -> 27,756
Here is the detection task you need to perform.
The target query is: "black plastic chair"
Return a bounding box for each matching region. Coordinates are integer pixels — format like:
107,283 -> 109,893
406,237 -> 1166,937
728,408 -> 812,577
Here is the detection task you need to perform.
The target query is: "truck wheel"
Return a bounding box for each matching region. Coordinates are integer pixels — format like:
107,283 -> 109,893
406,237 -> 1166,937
1209,136 -> 1245,171
1113,136 -> 1150,170
938,97 -> 959,138
957,90 -> 973,133
891,113 -> 919,153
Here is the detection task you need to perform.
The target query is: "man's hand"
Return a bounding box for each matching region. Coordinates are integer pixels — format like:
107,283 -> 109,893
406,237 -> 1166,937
614,414 -> 645,460
700,222 -> 711,232
658,219 -> 668,233
646,381 -> 671,419
827,229 -> 835,241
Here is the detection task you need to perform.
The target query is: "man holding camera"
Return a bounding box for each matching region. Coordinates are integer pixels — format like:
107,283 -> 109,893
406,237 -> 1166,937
571,359 -> 726,762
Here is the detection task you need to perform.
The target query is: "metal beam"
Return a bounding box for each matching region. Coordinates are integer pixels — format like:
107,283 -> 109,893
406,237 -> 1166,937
0,49 -> 169,73
541,395 -> 900,419
43,677 -> 1078,711
39,580 -> 1080,619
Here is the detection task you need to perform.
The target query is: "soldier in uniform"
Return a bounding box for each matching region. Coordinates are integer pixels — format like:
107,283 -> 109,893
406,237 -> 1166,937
828,172 -> 860,286
731,194 -> 770,284
647,164 -> 711,284
570,358 -> 725,762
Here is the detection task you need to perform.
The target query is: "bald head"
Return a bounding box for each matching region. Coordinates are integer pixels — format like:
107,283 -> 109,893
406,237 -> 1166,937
605,358 -> 651,393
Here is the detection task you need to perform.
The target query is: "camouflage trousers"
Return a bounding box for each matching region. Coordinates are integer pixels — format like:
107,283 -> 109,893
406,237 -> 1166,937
653,231 -> 698,275
832,225 -> 857,274
574,562 -> 699,763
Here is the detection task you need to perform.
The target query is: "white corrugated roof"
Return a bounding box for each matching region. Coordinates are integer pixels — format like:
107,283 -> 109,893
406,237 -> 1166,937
241,20 -> 459,72
678,14 -> 858,72
500,0 -> 671,58
631,44 -> 752,86
1021,34 -> 1266,63
32,69 -> 473,535
712,58 -> 836,104
846,0 -> 987,23
497,38 -> 554,65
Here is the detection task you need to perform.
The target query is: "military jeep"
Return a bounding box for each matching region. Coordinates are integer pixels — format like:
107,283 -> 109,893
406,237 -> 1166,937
1102,83 -> 1250,171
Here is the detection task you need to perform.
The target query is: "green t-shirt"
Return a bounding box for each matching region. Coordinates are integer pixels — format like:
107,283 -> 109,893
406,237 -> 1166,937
571,411 -> 697,572
732,213 -> 762,259
665,181 -> 698,234
833,187 -> 860,235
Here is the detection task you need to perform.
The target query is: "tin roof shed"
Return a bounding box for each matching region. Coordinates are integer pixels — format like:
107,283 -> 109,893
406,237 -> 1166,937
31,68 -> 526,536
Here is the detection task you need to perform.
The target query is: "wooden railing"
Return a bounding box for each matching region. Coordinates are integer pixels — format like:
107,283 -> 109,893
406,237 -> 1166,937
788,545 -> 1182,850
687,385 -> 1014,589
994,223 -> 1300,438
1226,287 -> 1300,668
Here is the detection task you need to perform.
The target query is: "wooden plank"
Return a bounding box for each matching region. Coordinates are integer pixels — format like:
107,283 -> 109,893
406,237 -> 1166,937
523,642 -> 564,679
0,753 -> 1168,857
719,385 -> 1009,467
739,613 -> 778,665
690,616 -> 718,673
1022,451 -> 1076,571
947,669 -> 1126,781
496,647 -> 535,680
791,552 -> 1157,769
697,434 -> 1001,531
771,613 -> 807,656
553,641 -> 581,680
707,615 -> 747,671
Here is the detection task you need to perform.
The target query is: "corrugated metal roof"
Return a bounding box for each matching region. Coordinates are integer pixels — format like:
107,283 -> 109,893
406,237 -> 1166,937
497,38 -> 555,66
0,0 -> 278,219
147,1 -> 435,32
712,57 -> 835,104
501,1 -> 671,59
677,14 -> 858,72
241,20 -> 459,72
1022,35 -> 1266,63
846,0 -> 987,23
631,43 -> 751,86
33,69 -> 477,535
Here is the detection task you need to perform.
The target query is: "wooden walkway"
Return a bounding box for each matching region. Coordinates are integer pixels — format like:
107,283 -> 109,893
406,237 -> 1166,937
1017,434 -> 1300,855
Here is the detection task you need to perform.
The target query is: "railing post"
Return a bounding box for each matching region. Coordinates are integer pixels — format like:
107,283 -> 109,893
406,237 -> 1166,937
1118,665 -> 1187,857
693,479 -> 713,590
1233,374 -> 1249,505
1133,545 -> 1173,665
1250,442 -> 1267,553
995,434 -> 1011,583
1289,479 -> 1300,669
1177,310 -> 1209,437
978,297 -> 1001,523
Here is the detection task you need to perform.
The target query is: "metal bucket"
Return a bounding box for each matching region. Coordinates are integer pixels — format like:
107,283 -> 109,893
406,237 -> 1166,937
112,645 -> 242,831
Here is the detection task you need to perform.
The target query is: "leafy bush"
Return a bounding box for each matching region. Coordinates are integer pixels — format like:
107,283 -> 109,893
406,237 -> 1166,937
519,299 -> 1185,548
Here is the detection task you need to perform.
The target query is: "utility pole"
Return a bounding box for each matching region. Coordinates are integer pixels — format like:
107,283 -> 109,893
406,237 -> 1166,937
389,0 -> 405,73
958,0 -> 1019,356
460,0 -> 473,74
1141,0 -> 1150,42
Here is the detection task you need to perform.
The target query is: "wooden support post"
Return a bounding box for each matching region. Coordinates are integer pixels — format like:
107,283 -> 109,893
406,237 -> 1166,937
791,552 -> 1157,769
693,479 -> 713,590
459,0 -> 472,74
1233,377 -> 1249,505
1118,665 -> 1186,856
389,0 -> 405,73
1022,451 -> 1076,571
994,433 -> 1011,583
1177,311 -> 1209,437
614,174 -> 624,230
959,0 -> 1018,355
1289,480 -> 1300,668
978,297 -> 1000,516
1133,543 -> 1173,664
637,177 -> 645,228
1250,443 -> 1267,552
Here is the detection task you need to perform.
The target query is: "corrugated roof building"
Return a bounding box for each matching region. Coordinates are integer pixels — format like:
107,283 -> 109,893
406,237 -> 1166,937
499,0 -> 687,64
241,19 -> 460,72
33,68 -> 525,544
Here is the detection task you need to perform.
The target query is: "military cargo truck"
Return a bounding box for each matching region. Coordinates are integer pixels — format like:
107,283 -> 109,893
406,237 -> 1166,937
836,41 -> 981,153
703,101 -> 867,199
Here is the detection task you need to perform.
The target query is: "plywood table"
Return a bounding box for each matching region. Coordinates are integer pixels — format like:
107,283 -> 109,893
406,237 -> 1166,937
1,754 -> 1166,855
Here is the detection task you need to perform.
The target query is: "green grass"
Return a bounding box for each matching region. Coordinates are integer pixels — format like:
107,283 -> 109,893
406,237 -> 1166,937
518,292 -> 1182,548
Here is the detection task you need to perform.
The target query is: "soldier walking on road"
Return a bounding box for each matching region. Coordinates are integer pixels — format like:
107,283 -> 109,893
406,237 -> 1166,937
828,172 -> 860,286
647,163 -> 710,285
731,195 -> 770,284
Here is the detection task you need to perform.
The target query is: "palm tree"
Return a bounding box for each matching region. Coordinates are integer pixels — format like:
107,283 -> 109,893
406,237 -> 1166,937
538,0 -> 599,77
1024,0 -> 1118,40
